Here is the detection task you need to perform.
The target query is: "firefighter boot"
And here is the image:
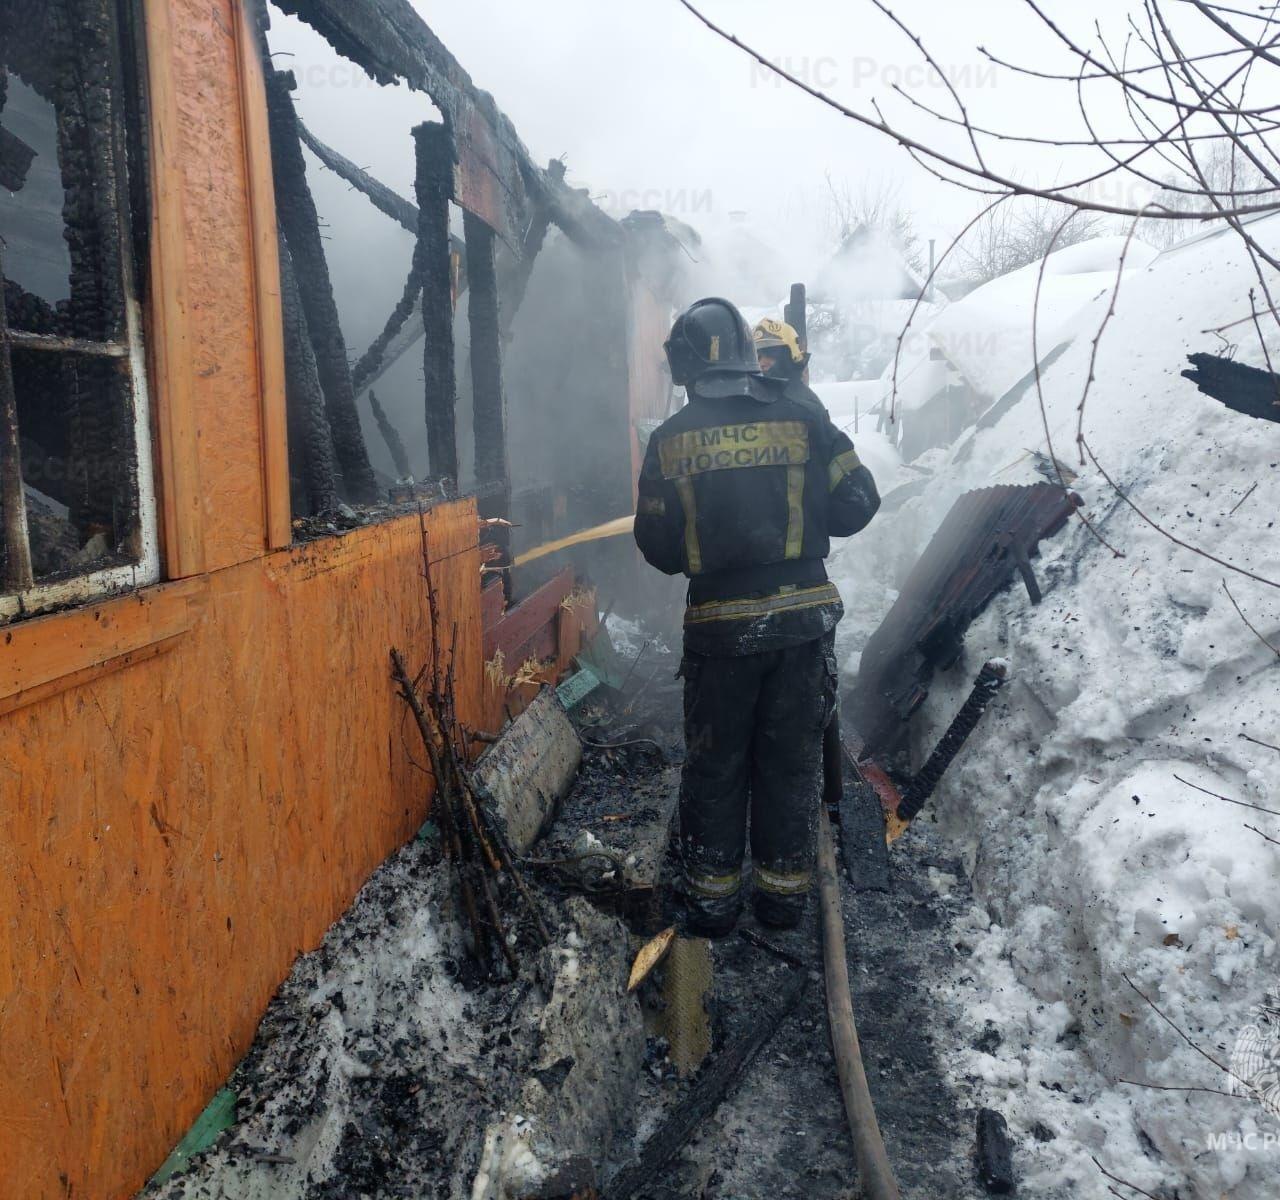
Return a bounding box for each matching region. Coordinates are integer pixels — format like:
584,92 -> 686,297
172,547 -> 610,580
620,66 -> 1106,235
752,885 -> 807,930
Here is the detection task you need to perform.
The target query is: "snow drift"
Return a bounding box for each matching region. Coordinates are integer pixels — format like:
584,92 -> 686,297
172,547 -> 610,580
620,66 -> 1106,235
829,219 -> 1280,1198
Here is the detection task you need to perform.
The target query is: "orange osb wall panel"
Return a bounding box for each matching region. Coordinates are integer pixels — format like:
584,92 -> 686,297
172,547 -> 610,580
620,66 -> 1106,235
0,502 -> 481,1200
170,0 -> 269,570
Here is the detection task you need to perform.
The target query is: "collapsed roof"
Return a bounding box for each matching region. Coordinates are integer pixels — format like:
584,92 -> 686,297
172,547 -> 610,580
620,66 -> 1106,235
847,482 -> 1081,762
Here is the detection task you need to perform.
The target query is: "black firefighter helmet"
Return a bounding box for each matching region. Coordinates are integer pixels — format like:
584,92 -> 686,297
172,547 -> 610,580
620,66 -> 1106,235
664,297 -> 765,399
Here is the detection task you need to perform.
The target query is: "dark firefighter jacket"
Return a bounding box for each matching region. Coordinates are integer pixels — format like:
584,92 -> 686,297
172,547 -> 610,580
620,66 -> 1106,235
634,376 -> 880,655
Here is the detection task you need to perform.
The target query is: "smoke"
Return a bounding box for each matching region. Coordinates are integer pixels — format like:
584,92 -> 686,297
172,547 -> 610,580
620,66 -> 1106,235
260,0 -> 1145,617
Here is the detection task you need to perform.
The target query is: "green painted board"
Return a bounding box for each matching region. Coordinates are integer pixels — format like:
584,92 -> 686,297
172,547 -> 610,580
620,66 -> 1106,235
556,663 -> 602,710
148,1087 -> 237,1186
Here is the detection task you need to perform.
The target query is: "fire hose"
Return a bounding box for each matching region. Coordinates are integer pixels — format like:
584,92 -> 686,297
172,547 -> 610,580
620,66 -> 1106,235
816,806 -> 902,1200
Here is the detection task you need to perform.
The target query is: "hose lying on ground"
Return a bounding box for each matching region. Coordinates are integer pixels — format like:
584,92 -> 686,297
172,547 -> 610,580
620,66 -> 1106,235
816,807 -> 902,1200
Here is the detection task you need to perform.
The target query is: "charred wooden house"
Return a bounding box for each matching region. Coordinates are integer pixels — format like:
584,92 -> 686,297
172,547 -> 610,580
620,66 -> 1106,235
0,1 -> 686,1194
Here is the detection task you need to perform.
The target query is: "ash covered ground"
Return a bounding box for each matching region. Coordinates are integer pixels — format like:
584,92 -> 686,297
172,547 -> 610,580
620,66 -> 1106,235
147,637 -> 993,1200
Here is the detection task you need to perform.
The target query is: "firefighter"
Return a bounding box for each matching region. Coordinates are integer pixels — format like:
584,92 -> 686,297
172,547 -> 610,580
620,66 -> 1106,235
754,316 -> 849,829
634,298 -> 880,937
752,316 -> 810,389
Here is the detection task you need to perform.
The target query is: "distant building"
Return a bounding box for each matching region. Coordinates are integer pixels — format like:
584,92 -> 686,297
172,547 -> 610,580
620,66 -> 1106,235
809,224 -> 934,381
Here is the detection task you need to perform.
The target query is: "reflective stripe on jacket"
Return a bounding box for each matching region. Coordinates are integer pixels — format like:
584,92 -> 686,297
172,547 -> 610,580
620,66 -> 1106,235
634,377 -> 879,654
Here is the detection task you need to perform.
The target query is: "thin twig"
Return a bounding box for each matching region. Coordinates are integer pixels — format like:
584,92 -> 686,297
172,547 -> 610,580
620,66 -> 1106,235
1245,822 -> 1280,846
1081,439 -> 1279,589
1116,1076 -> 1246,1098
1092,1157 -> 1163,1200
391,648 -> 486,959
1222,579 -> 1280,657
580,735 -> 664,753
1123,973 -> 1253,1090
1228,482 -> 1259,515
675,0 -> 1280,219
1173,771 -> 1280,816
1030,213 -> 1126,558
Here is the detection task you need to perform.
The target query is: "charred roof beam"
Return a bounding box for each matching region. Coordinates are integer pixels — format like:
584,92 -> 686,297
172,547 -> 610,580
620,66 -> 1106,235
272,0 -> 622,252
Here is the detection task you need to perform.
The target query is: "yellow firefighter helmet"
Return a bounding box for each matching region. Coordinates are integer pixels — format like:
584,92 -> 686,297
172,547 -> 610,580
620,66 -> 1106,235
752,317 -> 805,364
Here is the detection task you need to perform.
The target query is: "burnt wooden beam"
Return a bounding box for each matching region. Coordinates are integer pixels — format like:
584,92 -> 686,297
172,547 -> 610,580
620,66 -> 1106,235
465,211 -> 508,514
368,389 -> 410,480
263,67 -> 378,504
466,210 -> 511,597
350,165 -> 546,400
498,159 -> 559,342
354,294 -> 424,400
297,117 -> 419,233
351,250 -> 424,395
413,120 -> 459,487
294,118 -> 470,270
0,246 -> 34,593
274,0 -> 622,251
42,0 -> 134,538
608,961 -> 808,1199
1183,351 -> 1280,424
277,229 -> 339,516
285,121 -> 548,390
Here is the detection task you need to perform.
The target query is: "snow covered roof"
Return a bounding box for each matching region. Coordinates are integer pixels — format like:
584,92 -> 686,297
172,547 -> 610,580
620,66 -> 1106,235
924,236 -> 1159,404
814,224 -> 924,304
867,236 -> 1158,415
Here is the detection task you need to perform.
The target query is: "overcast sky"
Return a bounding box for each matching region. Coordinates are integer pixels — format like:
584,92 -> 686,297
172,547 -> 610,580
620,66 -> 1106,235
268,0 -> 1252,290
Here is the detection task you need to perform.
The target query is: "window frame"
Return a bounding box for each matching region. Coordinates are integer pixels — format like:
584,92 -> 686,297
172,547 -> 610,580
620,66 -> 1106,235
0,0 -> 160,626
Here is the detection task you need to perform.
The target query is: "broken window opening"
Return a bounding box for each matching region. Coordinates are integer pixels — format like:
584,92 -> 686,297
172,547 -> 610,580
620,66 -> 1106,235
0,0 -> 159,623
256,5 -> 436,529
259,0 -> 641,584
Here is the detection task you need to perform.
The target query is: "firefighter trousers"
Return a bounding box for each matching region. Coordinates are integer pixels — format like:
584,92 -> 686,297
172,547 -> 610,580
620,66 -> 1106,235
677,631 -> 838,928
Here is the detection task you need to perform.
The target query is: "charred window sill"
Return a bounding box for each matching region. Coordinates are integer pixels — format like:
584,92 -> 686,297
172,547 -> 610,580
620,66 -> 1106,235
0,577 -> 205,718
289,487 -> 460,545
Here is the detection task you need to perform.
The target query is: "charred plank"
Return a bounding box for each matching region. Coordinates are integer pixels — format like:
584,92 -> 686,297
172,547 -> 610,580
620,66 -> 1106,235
367,390 -> 410,481
277,229 -> 339,516
0,244 -> 35,592
849,483 -> 1079,762
263,66 -> 378,504
465,210 -> 509,525
606,964 -> 807,1200
413,119 -> 459,486
1183,351 -> 1280,424
351,251 -> 425,396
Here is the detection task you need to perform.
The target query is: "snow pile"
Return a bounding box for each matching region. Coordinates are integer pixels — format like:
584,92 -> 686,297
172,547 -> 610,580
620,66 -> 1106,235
472,900 -> 644,1200
149,842 -> 642,1200
831,219 -> 1280,1197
